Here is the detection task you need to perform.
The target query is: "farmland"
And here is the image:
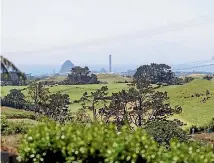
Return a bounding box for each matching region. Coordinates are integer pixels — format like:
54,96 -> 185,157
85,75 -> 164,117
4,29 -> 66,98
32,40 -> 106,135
1,77 -> 214,127
158,79 -> 214,127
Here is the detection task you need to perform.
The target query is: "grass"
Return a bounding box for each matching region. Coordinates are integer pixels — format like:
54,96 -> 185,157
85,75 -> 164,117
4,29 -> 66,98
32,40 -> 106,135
1,106 -> 36,119
1,106 -> 31,114
40,74 -> 132,84
158,79 -> 214,127
97,74 -> 132,83
1,86 -> 26,97
1,78 -> 214,127
1,83 -> 128,112
49,83 -> 128,112
39,75 -> 67,82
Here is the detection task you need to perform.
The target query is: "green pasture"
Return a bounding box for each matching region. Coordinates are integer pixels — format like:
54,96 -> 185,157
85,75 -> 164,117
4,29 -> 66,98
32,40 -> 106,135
39,73 -> 132,84
1,79 -> 214,127
1,83 -> 128,112
159,79 -> 214,127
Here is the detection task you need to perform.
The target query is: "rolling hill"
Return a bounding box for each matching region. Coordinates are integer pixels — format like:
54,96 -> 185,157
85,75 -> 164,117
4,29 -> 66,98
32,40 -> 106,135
158,79 -> 214,127
1,78 -> 214,126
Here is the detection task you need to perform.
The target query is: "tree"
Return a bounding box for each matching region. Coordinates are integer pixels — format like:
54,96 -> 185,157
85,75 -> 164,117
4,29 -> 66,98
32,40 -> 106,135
79,86 -> 109,121
183,76 -> 194,84
1,89 -> 26,109
203,75 -> 213,81
0,56 -> 26,81
144,120 -> 189,145
27,82 -> 50,111
101,89 -> 133,129
27,82 -> 71,122
101,78 -> 182,129
66,66 -> 99,84
133,63 -> 175,85
74,109 -> 92,124
47,92 -> 71,123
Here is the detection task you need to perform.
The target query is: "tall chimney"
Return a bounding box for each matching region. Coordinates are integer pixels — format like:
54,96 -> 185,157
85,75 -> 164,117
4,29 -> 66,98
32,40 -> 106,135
109,55 -> 112,73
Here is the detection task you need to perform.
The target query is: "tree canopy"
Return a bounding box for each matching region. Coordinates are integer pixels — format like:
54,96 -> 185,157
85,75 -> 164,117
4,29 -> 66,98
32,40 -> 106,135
133,63 -> 175,85
65,66 -> 100,84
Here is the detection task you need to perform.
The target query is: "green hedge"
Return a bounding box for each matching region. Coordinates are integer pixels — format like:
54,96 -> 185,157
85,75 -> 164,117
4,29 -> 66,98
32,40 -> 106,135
3,112 -> 37,120
18,122 -> 214,163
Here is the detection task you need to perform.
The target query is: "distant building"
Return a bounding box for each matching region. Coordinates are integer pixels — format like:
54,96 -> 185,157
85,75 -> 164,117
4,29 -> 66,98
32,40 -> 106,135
109,55 -> 112,73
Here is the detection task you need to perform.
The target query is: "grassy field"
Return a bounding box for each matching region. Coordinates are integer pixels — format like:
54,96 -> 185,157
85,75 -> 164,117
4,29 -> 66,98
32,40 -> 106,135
1,106 -> 38,124
39,75 -> 66,82
1,83 -> 128,112
50,83 -> 128,111
159,79 -> 214,127
1,78 -> 214,126
97,74 -> 132,83
40,74 -> 132,84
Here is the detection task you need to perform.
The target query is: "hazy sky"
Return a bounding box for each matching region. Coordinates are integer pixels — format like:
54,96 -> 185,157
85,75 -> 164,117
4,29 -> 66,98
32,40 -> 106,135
2,0 -> 214,66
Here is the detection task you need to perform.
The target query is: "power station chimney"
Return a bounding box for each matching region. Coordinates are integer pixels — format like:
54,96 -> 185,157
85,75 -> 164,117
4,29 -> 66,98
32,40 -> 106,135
109,55 -> 112,73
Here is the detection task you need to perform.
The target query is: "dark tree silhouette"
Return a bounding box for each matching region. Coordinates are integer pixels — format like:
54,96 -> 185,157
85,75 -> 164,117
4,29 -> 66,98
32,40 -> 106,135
79,86 -> 109,121
27,82 -> 71,122
203,75 -> 213,81
133,63 -> 175,85
100,78 -> 182,129
66,66 -> 99,84
1,89 -> 26,109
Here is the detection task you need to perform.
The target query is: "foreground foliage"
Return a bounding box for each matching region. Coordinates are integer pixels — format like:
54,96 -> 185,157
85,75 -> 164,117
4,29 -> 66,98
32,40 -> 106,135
0,55 -> 26,82
18,122 -> 214,163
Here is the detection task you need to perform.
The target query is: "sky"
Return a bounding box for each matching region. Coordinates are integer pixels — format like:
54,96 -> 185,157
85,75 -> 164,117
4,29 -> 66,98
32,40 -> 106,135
1,0 -> 214,69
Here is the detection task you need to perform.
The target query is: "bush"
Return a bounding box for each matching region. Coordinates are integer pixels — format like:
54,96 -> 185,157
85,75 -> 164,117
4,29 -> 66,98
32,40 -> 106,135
208,118 -> 214,132
183,76 -> 194,84
2,112 -> 37,120
1,116 -> 31,135
144,120 -> 189,145
1,115 -> 9,133
1,89 -> 26,109
4,121 -> 31,135
203,75 -> 213,81
189,118 -> 214,134
18,122 -> 214,163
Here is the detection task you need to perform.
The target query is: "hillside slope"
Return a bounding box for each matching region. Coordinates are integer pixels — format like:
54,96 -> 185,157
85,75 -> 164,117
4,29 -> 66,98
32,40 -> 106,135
159,79 -> 214,127
97,74 -> 132,83
40,74 -> 132,84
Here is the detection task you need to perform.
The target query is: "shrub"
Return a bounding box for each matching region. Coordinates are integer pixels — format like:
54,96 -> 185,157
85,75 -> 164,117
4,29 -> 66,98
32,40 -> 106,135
2,121 -> 31,135
183,76 -> 194,84
1,115 -> 31,135
2,112 -> 37,120
189,118 -> 214,134
1,89 -> 26,109
208,118 -> 214,132
203,75 -> 213,81
18,122 -> 214,163
1,115 -> 9,133
144,120 -> 189,145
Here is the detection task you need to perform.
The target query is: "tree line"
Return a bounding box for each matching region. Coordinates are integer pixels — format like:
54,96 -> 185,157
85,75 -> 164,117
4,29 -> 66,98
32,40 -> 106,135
1,82 -> 72,123
3,63 -> 212,86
